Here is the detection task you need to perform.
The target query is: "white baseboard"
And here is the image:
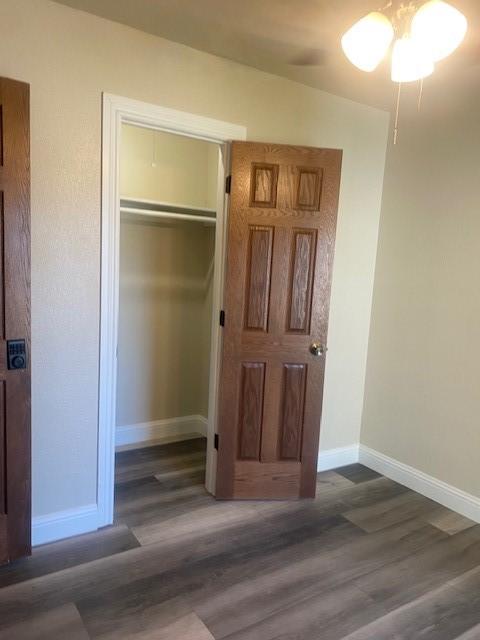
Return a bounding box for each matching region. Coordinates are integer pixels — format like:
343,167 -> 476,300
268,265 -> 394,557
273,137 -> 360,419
359,445 -> 480,524
32,503 -> 99,546
116,415 -> 208,450
317,444 -> 359,471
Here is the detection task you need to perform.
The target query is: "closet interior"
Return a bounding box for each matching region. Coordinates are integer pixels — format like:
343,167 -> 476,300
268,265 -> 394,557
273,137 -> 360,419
114,124 -> 218,501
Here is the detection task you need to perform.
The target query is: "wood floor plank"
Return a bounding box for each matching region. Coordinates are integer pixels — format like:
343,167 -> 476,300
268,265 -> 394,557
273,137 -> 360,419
0,524 -> 140,589
132,500 -> 283,546
353,524 -> 480,613
115,438 -> 206,484
316,469 -> 356,490
115,438 -> 206,469
0,507 -> 356,628
115,475 -> 209,529
82,593 -> 215,640
337,476 -> 410,510
344,490 -> 439,532
130,480 -> 347,547
115,450 -> 207,484
335,464 -> 382,484
132,474 -> 412,547
193,520 -> 446,639
340,565 -> 480,640
155,613 -> 216,640
75,514 -> 361,637
221,581 -> 385,640
154,464 -> 206,486
79,594 -> 191,639
454,623 -> 480,639
425,506 -> 476,536
0,603 -> 89,640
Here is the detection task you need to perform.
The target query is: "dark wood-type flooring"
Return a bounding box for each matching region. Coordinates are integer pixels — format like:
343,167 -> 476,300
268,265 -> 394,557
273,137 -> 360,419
0,438 -> 479,639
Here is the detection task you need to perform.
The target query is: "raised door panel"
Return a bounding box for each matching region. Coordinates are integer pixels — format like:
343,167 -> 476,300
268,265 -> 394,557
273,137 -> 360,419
277,165 -> 323,212
237,362 -> 266,460
279,364 -> 307,461
249,163 -> 279,208
296,167 -> 323,211
287,229 -> 317,334
244,226 -> 273,332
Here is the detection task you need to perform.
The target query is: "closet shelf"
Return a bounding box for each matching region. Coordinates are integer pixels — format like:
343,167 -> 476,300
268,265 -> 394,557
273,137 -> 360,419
120,197 -> 216,226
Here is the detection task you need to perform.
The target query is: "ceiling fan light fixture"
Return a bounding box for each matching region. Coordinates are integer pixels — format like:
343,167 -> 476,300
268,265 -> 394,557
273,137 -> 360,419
341,12 -> 394,72
411,0 -> 468,62
391,36 -> 435,82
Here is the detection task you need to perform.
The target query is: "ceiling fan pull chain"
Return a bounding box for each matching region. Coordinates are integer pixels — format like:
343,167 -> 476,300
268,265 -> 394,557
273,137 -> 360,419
418,77 -> 424,112
393,81 -> 402,145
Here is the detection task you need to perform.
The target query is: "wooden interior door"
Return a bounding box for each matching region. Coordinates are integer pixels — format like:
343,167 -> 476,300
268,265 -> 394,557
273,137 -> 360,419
216,141 -> 341,499
0,77 -> 31,564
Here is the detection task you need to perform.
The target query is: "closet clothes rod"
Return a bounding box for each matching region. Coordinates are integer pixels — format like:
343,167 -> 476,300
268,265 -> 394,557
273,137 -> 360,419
120,207 -> 216,225
121,196 -> 216,216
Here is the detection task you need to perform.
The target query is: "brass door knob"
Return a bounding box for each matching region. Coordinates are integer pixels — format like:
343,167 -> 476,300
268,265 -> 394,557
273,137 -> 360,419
309,342 -> 326,357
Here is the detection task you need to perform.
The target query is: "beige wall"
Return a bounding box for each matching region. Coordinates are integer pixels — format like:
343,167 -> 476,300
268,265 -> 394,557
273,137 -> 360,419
0,0 -> 389,518
117,221 -> 214,426
361,85 -> 480,497
121,125 -> 218,209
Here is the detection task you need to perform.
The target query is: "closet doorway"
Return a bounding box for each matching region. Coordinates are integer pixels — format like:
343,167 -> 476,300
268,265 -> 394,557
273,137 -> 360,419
115,126 -> 217,516
99,94 -> 246,528
100,95 -> 342,526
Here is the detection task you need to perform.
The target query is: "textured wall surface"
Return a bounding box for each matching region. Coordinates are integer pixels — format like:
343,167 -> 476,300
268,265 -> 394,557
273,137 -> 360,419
362,86 -> 480,497
0,0 -> 388,518
120,125 -> 219,209
117,222 -> 214,426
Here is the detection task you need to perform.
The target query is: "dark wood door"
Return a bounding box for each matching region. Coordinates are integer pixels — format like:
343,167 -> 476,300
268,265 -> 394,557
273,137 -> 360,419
216,142 -> 341,499
0,77 -> 31,564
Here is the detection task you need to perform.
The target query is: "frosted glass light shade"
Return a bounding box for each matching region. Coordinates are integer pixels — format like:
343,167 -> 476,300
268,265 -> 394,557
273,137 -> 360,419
341,12 -> 394,72
411,0 -> 467,61
391,37 -> 435,82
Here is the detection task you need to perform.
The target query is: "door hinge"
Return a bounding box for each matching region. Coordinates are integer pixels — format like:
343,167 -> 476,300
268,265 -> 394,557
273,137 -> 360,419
219,310 -> 225,327
214,433 -> 219,450
225,175 -> 232,194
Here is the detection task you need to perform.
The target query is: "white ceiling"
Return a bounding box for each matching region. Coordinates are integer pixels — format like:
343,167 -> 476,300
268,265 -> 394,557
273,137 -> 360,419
54,0 -> 480,110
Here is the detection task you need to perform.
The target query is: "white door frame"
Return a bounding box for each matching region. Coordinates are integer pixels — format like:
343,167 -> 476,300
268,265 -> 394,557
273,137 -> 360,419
98,93 -> 246,527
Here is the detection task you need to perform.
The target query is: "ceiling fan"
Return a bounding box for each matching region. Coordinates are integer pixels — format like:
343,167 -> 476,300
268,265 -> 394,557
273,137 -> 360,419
341,0 -> 468,82
340,0 -> 469,141
287,0 -> 473,74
